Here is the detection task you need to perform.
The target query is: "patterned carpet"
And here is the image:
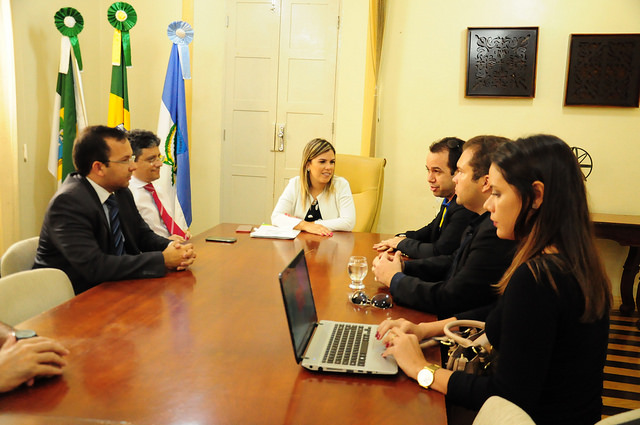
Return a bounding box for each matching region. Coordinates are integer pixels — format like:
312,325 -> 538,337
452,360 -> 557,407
602,308 -> 640,418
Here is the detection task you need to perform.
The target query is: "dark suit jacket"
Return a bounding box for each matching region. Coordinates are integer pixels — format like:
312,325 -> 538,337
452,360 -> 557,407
390,212 -> 516,318
34,173 -> 170,294
396,195 -> 476,259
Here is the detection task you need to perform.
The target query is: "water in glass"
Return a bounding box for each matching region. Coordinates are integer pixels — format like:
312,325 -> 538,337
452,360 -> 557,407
348,256 -> 368,290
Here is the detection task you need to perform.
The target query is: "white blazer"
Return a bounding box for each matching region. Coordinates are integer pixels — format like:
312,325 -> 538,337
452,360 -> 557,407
271,176 -> 356,231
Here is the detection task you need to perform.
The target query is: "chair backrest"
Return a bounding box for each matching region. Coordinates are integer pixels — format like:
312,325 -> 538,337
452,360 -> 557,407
596,409 -> 640,425
0,268 -> 75,326
473,396 -> 536,425
335,153 -> 386,232
0,236 -> 39,277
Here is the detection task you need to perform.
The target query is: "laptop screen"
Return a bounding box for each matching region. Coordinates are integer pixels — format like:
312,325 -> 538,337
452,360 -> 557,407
278,249 -> 318,363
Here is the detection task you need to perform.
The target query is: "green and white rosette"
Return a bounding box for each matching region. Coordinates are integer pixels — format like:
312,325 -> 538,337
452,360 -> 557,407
54,7 -> 84,72
167,21 -> 193,79
107,2 -> 137,67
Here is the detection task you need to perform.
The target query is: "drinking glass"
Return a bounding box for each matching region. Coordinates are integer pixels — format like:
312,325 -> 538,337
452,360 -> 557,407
348,256 -> 368,290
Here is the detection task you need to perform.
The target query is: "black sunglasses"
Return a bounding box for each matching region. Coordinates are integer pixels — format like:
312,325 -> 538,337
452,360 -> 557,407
350,291 -> 393,309
446,139 -> 463,150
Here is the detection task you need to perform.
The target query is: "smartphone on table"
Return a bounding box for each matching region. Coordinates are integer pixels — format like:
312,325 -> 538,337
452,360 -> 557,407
205,237 -> 237,243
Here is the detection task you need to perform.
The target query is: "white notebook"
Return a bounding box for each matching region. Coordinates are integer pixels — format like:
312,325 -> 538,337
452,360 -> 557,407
250,224 -> 300,240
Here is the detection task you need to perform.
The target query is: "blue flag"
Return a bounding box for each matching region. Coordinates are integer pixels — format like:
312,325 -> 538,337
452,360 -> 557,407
156,43 -> 191,228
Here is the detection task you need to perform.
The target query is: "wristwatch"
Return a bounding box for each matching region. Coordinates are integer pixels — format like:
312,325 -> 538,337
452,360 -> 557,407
14,329 -> 37,340
417,364 -> 441,389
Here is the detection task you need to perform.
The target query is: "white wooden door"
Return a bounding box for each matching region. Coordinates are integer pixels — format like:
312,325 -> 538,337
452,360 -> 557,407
222,0 -> 339,224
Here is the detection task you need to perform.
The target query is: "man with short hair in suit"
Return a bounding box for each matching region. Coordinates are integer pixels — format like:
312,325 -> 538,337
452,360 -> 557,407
373,135 -> 516,318
127,129 -> 190,240
373,137 -> 476,259
34,125 -> 196,294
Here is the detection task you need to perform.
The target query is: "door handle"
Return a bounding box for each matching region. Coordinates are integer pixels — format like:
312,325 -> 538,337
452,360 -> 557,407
272,123 -> 285,152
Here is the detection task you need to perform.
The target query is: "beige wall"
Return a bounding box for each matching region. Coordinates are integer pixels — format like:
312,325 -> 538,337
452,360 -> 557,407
188,0 -> 224,235
376,0 -> 640,295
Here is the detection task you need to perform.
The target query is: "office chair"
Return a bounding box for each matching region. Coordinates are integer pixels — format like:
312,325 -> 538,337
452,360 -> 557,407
0,268 -> 75,326
472,396 -> 536,425
0,236 -> 39,277
335,153 -> 386,232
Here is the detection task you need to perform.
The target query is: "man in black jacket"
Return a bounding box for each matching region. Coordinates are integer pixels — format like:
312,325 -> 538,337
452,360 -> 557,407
373,135 -> 516,318
34,125 -> 196,294
373,137 -> 476,259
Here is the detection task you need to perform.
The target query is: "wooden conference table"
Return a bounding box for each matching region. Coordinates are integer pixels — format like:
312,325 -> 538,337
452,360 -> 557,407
0,224 -> 446,425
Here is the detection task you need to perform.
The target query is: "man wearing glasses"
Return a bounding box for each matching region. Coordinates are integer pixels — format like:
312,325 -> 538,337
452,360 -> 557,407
34,125 -> 196,294
128,129 -> 190,241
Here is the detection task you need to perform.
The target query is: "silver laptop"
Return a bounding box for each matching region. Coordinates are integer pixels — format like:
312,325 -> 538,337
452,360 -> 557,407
278,250 -> 397,375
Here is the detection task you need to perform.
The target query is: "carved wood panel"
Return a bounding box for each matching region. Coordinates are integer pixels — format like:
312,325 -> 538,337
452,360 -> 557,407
565,34 -> 640,107
466,27 -> 539,98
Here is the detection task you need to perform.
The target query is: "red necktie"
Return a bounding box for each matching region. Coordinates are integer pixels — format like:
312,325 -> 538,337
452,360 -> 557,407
143,183 -> 186,238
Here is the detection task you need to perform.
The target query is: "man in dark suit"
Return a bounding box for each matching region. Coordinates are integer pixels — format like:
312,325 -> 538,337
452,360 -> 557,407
373,136 -> 516,318
34,125 -> 196,294
373,137 -> 476,259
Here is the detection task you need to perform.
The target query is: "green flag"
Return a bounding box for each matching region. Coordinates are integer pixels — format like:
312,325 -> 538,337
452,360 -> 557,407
49,7 -> 87,183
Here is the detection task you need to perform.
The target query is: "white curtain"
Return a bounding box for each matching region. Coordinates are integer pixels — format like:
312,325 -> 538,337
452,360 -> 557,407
0,0 -> 19,255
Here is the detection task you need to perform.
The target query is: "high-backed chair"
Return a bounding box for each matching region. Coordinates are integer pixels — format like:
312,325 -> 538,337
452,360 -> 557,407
473,396 -> 536,425
0,268 -> 75,326
335,154 -> 386,232
0,236 -> 39,277
596,409 -> 640,424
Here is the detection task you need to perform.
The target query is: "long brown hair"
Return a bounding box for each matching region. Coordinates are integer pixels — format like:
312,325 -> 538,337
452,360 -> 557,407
299,138 -> 336,209
494,135 -> 611,322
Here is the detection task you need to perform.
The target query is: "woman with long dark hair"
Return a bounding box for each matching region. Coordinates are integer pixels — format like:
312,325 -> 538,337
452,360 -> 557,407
377,135 -> 611,424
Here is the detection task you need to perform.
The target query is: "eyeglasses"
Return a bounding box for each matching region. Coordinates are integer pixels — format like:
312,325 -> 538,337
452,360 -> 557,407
139,154 -> 165,164
349,291 -> 393,309
106,155 -> 136,165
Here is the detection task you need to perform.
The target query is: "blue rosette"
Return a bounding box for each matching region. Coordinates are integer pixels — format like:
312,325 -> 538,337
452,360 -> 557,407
167,21 -> 194,79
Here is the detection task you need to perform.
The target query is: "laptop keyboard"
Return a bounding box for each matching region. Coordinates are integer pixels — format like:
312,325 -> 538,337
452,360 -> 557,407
322,324 -> 370,367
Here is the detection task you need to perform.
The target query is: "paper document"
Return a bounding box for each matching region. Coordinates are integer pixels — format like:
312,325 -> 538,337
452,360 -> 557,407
250,224 -> 300,240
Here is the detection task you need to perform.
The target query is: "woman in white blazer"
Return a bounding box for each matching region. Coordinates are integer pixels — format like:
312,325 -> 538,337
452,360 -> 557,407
271,138 -> 356,236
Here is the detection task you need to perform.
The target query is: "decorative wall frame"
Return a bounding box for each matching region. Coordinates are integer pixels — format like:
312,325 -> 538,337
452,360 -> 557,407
565,34 -> 640,107
466,27 -> 539,98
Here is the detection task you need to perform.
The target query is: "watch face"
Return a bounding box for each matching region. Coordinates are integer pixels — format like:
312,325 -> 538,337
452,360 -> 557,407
417,368 -> 434,388
14,329 -> 37,340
